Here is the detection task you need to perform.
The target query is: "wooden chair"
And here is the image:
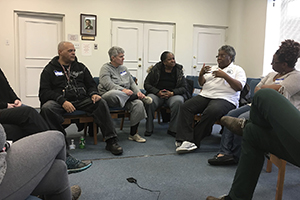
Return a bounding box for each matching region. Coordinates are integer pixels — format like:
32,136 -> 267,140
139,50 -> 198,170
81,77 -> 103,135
62,110 -> 98,144
109,107 -> 130,130
266,154 -> 287,200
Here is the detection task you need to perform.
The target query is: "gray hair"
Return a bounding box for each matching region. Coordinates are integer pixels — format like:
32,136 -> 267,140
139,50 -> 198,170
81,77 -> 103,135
219,45 -> 236,62
108,46 -> 125,61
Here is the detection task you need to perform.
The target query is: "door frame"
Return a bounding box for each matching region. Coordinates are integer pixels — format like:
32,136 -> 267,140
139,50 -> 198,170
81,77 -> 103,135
14,10 -> 65,95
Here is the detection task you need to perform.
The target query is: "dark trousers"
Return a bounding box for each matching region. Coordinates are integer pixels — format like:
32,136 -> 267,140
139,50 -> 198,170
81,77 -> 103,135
229,88 -> 300,200
176,95 -> 235,146
0,106 -> 49,141
40,98 -> 117,141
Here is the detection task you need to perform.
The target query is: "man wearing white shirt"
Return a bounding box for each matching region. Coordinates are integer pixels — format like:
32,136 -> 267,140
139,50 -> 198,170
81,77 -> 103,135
175,45 -> 246,153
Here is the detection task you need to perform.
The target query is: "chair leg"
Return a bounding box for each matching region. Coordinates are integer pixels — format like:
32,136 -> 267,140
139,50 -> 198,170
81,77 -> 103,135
93,122 -> 97,145
120,117 -> 125,130
157,110 -> 161,124
266,159 -> 273,173
275,160 -> 286,200
83,123 -> 88,137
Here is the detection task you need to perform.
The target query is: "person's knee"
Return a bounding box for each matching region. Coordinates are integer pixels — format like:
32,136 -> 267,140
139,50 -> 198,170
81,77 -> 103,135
41,100 -> 57,112
45,131 -> 66,148
133,99 -> 145,110
18,106 -> 38,115
171,99 -> 184,108
97,98 -> 109,108
254,88 -> 275,102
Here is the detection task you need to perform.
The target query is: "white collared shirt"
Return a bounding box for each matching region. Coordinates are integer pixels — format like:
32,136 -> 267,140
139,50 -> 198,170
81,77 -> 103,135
199,63 -> 246,107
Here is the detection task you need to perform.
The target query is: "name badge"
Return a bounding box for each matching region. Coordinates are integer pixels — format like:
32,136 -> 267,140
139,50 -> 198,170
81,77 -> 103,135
275,78 -> 284,84
54,70 -> 64,76
120,70 -> 127,76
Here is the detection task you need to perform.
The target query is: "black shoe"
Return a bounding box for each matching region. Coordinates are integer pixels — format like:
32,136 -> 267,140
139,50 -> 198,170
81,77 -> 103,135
66,154 -> 92,174
144,131 -> 153,137
106,139 -> 123,155
167,130 -> 176,137
208,154 -> 237,166
220,116 -> 246,136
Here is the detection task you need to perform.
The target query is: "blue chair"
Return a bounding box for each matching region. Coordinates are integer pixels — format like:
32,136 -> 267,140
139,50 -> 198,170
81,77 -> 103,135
186,75 -> 202,97
246,77 -> 261,100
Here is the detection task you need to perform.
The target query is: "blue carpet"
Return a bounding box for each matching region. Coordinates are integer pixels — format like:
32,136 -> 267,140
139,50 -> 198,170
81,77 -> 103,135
66,119 -> 300,200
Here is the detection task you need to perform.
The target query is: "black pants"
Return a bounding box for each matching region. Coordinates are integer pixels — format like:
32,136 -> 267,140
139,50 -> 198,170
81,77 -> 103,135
0,106 -> 49,141
176,95 -> 235,146
40,98 -> 117,141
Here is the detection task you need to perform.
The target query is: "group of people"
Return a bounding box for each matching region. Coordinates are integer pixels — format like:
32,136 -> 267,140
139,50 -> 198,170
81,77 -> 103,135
1,39 -> 300,199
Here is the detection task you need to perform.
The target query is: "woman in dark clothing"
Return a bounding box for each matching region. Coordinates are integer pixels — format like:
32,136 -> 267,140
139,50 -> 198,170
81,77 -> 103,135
144,51 -> 190,137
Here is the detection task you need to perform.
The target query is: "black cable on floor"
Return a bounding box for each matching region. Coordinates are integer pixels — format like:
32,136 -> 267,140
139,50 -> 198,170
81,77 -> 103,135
127,177 -> 161,200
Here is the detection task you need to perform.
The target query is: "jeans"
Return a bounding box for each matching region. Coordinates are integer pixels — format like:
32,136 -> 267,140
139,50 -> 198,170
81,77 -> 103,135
218,105 -> 251,161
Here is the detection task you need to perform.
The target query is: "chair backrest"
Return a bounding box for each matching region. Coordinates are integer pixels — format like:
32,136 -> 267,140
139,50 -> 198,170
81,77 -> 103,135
246,78 -> 261,100
186,75 -> 202,90
185,78 -> 194,98
94,77 -> 99,85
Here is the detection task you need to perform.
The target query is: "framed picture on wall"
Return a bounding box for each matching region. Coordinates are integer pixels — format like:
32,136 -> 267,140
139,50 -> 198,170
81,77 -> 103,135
80,14 -> 97,36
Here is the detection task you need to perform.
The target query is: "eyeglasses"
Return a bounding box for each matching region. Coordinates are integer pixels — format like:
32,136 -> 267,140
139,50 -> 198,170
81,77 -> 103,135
216,54 -> 228,58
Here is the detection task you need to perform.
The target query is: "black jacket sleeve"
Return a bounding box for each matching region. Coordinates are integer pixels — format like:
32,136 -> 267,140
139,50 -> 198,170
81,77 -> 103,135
144,70 -> 160,95
39,67 -> 66,106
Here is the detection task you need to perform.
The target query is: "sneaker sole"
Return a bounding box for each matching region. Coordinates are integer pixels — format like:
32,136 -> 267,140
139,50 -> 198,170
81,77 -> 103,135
176,146 -> 197,154
128,137 -> 146,143
68,162 -> 92,174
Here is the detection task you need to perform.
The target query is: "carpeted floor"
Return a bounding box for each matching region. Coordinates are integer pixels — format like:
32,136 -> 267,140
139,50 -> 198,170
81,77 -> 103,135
66,119 -> 300,200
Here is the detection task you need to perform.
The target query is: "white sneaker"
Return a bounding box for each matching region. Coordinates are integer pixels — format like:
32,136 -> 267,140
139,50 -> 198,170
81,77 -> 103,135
142,96 -> 153,104
128,133 -> 146,143
175,141 -> 182,148
176,141 -> 197,153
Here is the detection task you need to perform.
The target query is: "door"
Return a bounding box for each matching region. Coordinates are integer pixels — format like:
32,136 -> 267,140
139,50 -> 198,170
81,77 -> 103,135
17,12 -> 63,107
111,21 -> 143,84
111,20 -> 174,88
192,26 -> 226,76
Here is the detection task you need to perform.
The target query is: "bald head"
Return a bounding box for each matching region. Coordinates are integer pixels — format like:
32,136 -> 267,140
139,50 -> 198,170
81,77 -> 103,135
57,41 -> 76,65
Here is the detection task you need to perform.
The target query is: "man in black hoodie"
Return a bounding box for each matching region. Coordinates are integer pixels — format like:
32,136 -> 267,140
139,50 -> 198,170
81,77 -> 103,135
39,41 -> 123,160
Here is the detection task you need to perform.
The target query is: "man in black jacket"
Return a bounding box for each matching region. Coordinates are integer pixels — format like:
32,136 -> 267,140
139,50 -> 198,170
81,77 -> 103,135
39,41 -> 123,159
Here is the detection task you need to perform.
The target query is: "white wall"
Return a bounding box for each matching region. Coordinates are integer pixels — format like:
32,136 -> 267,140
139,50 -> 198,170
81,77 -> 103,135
0,0 -> 267,94
228,0 -> 268,78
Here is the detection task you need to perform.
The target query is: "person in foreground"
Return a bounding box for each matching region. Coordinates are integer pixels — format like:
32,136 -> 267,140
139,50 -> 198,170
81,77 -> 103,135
207,88 -> 300,200
208,39 -> 300,165
0,124 -> 81,200
0,68 -> 49,141
98,46 -> 152,143
144,51 -> 191,137
175,45 -> 246,153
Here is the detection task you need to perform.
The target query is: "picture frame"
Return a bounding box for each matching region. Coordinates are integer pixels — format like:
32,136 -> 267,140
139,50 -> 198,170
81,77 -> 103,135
80,14 -> 97,36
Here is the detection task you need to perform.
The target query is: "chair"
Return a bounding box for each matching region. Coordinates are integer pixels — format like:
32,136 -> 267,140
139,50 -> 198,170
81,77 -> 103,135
62,110 -> 98,144
266,154 -> 287,200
